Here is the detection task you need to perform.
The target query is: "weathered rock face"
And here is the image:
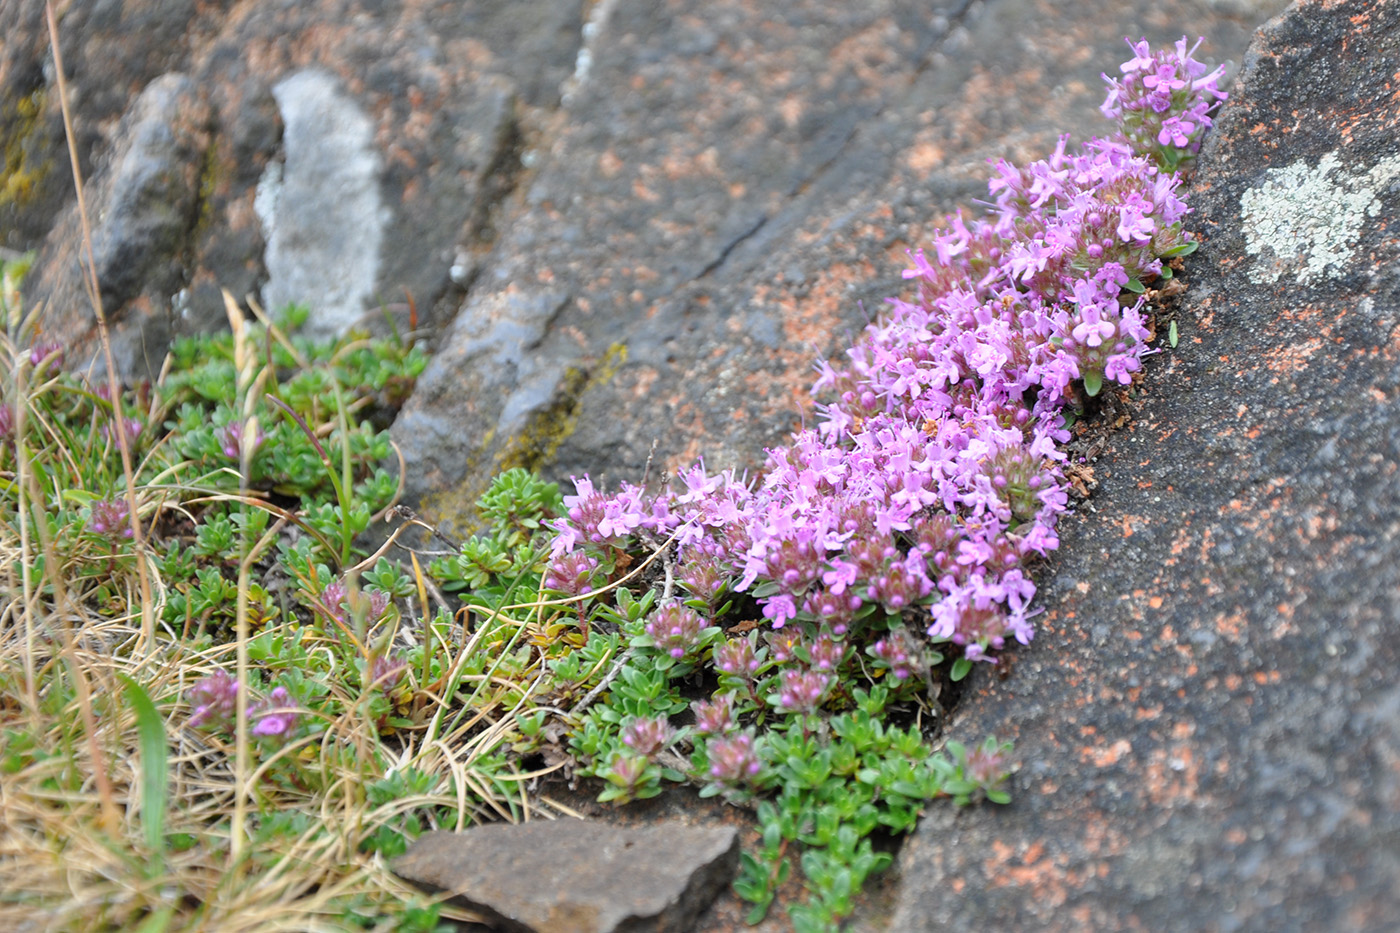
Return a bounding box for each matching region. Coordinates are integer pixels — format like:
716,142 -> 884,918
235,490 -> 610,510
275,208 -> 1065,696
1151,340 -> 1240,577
886,2 -> 1400,930
2,0 -> 1273,500
3,0 -> 585,377
389,0 -> 1274,534
394,821 -> 739,933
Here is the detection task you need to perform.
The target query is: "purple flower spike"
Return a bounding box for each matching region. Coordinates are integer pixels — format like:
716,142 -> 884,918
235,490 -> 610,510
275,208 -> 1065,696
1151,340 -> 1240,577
188,670 -> 239,730
776,669 -> 830,715
707,731 -> 763,786
692,694 -> 736,737
251,686 -> 300,738
544,550 -> 601,596
369,653 -> 408,693
714,635 -> 760,678
644,601 -> 708,660
88,497 -> 135,541
620,715 -> 676,757
218,420 -> 266,461
29,340 -> 64,370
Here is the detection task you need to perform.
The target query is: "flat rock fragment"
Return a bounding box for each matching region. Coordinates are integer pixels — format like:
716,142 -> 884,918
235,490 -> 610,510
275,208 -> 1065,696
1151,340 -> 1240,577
394,821 -> 739,933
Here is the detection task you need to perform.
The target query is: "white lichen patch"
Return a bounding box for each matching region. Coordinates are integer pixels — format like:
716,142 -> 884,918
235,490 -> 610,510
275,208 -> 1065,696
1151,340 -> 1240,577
257,70 -> 385,337
1240,150 -> 1400,285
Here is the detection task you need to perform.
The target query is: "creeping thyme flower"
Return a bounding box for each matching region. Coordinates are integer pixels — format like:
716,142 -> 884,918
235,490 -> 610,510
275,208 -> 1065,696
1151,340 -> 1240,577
766,630 -> 802,665
28,339 -> 64,370
692,694 -> 736,736
644,601 -> 707,660
250,686 -> 300,738
707,731 -> 762,786
1101,36 -> 1228,168
601,753 -> 651,796
542,37 -> 1224,669
87,497 -> 134,541
714,635 -> 760,678
218,420 -> 266,460
318,580 -> 390,627
677,540 -> 731,607
871,631 -> 919,681
368,653 -> 408,693
776,669 -> 830,715
99,416 -> 144,446
620,715 -> 676,757
188,675 -> 299,738
807,633 -> 846,673
801,591 -> 850,634
188,670 -> 239,730
965,741 -> 1012,786
544,550 -> 600,596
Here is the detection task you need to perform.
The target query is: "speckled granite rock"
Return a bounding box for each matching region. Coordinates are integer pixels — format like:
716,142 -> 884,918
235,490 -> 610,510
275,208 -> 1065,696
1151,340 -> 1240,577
394,821 -> 739,933
885,2 -> 1400,930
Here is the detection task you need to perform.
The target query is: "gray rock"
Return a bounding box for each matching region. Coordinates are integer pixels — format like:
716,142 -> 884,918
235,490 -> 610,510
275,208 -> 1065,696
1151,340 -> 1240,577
884,2 -> 1400,930
393,821 -> 739,933
392,0 -> 1277,535
5,0 -> 585,377
256,69 -> 386,338
23,71 -> 211,377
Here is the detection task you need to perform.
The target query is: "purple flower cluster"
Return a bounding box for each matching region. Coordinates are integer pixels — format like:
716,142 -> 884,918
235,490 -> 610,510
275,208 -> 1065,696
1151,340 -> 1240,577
707,730 -> 762,787
29,339 -> 64,371
317,580 -> 390,627
1102,37 -> 1228,166
368,652 -> 408,693
548,40 -> 1219,669
218,420 -> 266,461
643,601 -> 710,659
188,669 -> 239,729
186,671 -> 301,739
543,550 -> 600,596
87,497 -> 135,542
620,715 -> 676,756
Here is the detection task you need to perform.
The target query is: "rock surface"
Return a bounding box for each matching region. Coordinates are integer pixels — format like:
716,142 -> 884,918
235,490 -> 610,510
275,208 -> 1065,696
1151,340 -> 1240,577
885,2 -> 1400,930
3,0 -> 584,377
392,0 -> 1278,534
18,1 -> 1394,930
393,821 -> 739,933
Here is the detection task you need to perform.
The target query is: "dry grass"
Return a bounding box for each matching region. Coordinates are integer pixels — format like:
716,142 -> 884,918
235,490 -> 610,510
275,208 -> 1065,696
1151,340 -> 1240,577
0,13 -> 579,926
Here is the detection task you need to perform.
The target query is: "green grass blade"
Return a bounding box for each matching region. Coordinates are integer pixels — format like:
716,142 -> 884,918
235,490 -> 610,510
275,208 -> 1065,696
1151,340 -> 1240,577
118,674 -> 168,856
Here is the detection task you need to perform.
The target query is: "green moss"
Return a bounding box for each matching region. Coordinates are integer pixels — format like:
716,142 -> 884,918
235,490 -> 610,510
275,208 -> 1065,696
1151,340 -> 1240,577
1,88 -> 51,209
424,342 -> 628,534
191,142 -> 221,241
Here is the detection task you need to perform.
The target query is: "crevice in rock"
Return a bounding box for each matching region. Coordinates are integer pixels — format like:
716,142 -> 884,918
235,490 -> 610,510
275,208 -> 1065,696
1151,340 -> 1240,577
464,100 -> 528,251
695,214 -> 768,280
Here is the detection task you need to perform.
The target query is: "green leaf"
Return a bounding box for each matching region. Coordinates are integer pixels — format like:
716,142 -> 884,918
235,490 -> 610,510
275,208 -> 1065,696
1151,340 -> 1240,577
118,674 -> 168,857
1082,369 -> 1104,398
950,657 -> 973,682
1125,278 -> 1146,294
131,906 -> 177,933
1168,320 -> 1179,349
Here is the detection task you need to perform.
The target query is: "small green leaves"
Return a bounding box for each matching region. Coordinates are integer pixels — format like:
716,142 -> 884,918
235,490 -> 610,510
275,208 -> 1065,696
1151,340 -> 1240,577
950,657 -> 974,682
1082,367 -> 1105,398
1169,319 -> 1179,348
